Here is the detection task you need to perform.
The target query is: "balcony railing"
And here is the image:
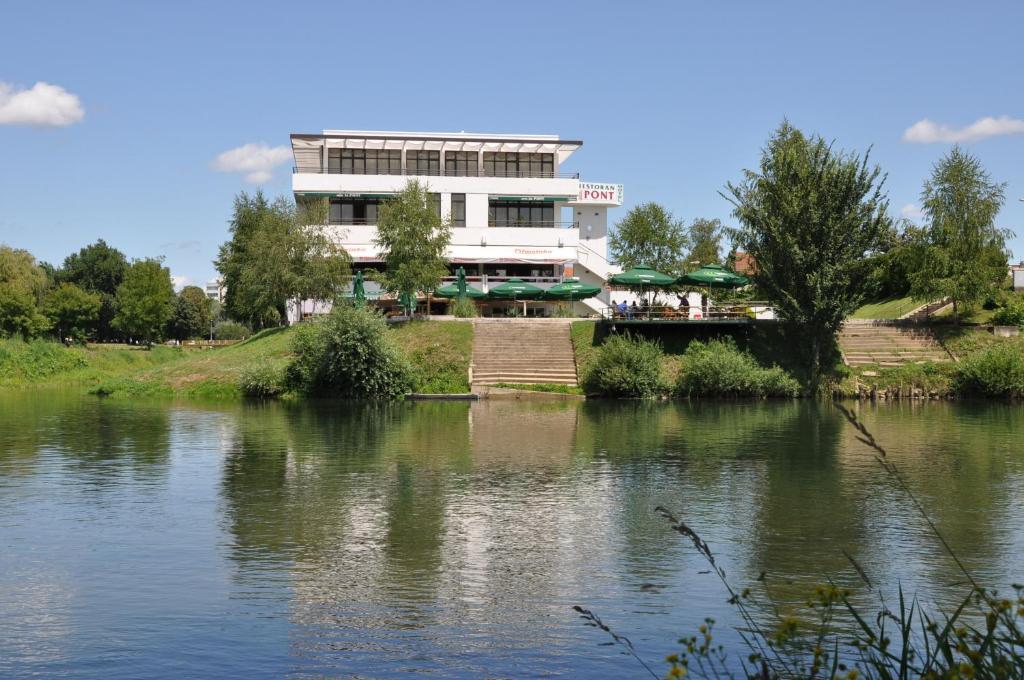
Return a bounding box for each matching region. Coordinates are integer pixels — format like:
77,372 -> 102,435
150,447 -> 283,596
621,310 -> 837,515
599,303 -> 777,322
294,166 -> 579,179
488,220 -> 578,229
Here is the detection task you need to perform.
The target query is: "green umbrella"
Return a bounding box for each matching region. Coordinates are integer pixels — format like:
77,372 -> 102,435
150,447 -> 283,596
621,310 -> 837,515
677,264 -> 749,288
542,279 -> 603,301
677,264 -> 749,318
398,290 -> 414,315
456,266 -> 468,299
434,282 -> 486,299
608,265 -> 676,287
352,270 -> 366,307
486,278 -> 545,300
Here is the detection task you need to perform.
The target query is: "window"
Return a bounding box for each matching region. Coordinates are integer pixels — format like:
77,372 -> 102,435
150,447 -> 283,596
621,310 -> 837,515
444,151 -> 479,176
483,152 -> 553,178
487,200 -> 554,227
451,194 -> 466,227
327,149 -> 401,175
406,150 -> 440,176
329,198 -> 383,224
429,192 -> 441,217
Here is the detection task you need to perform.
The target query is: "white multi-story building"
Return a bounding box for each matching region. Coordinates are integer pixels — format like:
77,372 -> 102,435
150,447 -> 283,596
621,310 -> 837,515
290,130 -> 623,316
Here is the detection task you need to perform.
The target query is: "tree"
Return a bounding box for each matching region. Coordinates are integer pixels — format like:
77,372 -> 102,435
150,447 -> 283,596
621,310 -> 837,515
374,180 -> 452,312
609,203 -> 689,275
43,283 -> 101,343
112,259 -> 176,346
724,121 -> 890,390
908,146 -> 1010,323
216,192 -> 350,327
169,285 -> 213,340
688,218 -> 724,270
0,245 -> 50,338
55,239 -> 129,341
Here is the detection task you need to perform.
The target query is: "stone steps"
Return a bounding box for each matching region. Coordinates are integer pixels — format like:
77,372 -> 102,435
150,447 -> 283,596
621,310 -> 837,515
839,322 -> 951,367
471,320 -> 578,387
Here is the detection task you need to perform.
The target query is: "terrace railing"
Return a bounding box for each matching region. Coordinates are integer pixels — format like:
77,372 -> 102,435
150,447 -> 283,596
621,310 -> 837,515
294,166 -> 579,179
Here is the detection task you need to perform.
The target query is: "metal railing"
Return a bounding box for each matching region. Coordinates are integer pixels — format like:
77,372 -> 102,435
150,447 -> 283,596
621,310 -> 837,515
294,166 -> 579,179
488,220 -> 578,229
600,303 -> 776,321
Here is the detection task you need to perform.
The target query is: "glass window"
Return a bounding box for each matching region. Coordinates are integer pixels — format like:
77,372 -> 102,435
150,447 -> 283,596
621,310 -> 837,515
482,152 -> 554,178
329,198 -> 387,224
406,150 -> 440,175
429,193 -> 441,217
326,149 -> 400,175
451,194 -> 466,227
445,151 -> 478,176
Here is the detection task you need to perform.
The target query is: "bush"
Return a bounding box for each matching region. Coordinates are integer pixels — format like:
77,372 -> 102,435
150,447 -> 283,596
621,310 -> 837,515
582,333 -> 665,398
552,303 -> 579,318
239,364 -> 285,398
213,320 -> 251,340
285,305 -> 413,399
450,297 -> 477,318
676,338 -> 801,398
991,296 -> 1024,327
954,341 -> 1024,397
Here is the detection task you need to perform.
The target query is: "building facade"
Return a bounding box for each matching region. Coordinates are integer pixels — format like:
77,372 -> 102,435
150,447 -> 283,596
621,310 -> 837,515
290,130 -> 623,316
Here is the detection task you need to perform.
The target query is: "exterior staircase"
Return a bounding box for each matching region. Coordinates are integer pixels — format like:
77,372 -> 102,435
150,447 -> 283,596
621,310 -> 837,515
839,320 -> 952,367
471,319 -> 579,386
900,297 -> 952,322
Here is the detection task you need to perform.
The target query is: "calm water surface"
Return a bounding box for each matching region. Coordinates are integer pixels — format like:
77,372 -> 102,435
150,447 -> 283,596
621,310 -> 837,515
1,392 -> 1023,678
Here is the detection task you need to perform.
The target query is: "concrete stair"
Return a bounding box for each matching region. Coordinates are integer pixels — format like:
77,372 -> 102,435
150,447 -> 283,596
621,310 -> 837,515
472,320 -> 578,386
839,321 -> 951,367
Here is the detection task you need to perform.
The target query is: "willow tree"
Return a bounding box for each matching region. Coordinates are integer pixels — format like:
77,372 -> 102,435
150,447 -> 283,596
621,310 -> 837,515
725,122 -> 890,390
908,146 -> 1009,323
374,180 -> 452,314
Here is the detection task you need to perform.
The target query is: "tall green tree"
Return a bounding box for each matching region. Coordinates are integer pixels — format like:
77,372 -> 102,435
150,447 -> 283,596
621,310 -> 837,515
43,283 -> 101,343
216,192 -> 350,327
725,122 -> 890,390
113,259 -> 176,346
908,146 -> 1010,323
374,180 -> 452,313
687,218 -> 724,270
609,203 -> 689,275
55,239 -> 129,341
0,245 -> 50,338
169,285 -> 214,340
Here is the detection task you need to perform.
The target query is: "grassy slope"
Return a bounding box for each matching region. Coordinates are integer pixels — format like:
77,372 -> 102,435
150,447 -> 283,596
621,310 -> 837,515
850,295 -> 924,319
0,320 -> 474,399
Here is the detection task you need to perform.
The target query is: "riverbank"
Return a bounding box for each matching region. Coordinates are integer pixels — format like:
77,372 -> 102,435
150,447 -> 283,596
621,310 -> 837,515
0,320 -> 473,399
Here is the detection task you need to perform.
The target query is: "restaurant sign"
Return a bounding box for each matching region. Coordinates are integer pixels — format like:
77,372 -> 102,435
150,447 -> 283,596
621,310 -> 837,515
576,182 -> 623,205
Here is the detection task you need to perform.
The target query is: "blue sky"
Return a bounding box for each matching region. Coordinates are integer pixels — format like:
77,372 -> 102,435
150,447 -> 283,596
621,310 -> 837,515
2,0 -> 1023,288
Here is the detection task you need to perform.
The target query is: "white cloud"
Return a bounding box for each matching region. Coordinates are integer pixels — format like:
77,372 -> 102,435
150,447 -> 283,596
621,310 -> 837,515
900,203 -> 926,220
902,115 -> 1024,144
212,143 -> 290,183
0,81 -> 84,127
171,275 -> 190,291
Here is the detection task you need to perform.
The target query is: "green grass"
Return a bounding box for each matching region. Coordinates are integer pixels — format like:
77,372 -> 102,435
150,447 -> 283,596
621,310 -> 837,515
850,295 -> 925,319
390,320 -> 473,393
493,382 -> 584,395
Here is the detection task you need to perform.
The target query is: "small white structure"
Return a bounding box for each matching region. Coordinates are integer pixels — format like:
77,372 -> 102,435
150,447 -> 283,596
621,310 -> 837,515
204,278 -> 224,302
1012,263 -> 1024,291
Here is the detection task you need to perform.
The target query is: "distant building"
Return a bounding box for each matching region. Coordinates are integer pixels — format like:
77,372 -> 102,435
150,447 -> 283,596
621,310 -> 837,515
205,278 -> 224,302
733,251 -> 757,276
289,129 -> 624,319
1012,263 -> 1024,291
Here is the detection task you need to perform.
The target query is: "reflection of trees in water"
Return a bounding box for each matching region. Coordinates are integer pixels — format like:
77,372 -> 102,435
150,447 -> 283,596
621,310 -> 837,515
0,390 -> 171,486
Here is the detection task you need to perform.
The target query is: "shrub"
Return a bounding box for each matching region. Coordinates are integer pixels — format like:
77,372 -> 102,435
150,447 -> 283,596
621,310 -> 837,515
582,333 -> 665,398
285,305 -> 413,399
450,297 -> 477,318
676,338 -> 800,398
991,295 -> 1024,327
954,340 -> 1024,397
213,320 -> 250,340
552,303 -> 579,318
239,364 -> 285,398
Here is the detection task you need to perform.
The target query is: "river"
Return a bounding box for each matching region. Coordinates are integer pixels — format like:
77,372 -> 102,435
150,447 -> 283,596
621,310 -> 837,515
1,391 -> 1022,678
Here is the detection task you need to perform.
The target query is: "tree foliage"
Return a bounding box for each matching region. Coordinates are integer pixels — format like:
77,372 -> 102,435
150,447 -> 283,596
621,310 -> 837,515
374,180 -> 452,310
724,121 -> 890,389
169,285 -> 213,340
54,239 -> 128,341
216,191 -> 350,327
112,259 -> 176,345
908,146 -> 1009,322
609,203 -> 689,276
687,218 -> 724,270
0,245 -> 51,338
43,283 -> 101,343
